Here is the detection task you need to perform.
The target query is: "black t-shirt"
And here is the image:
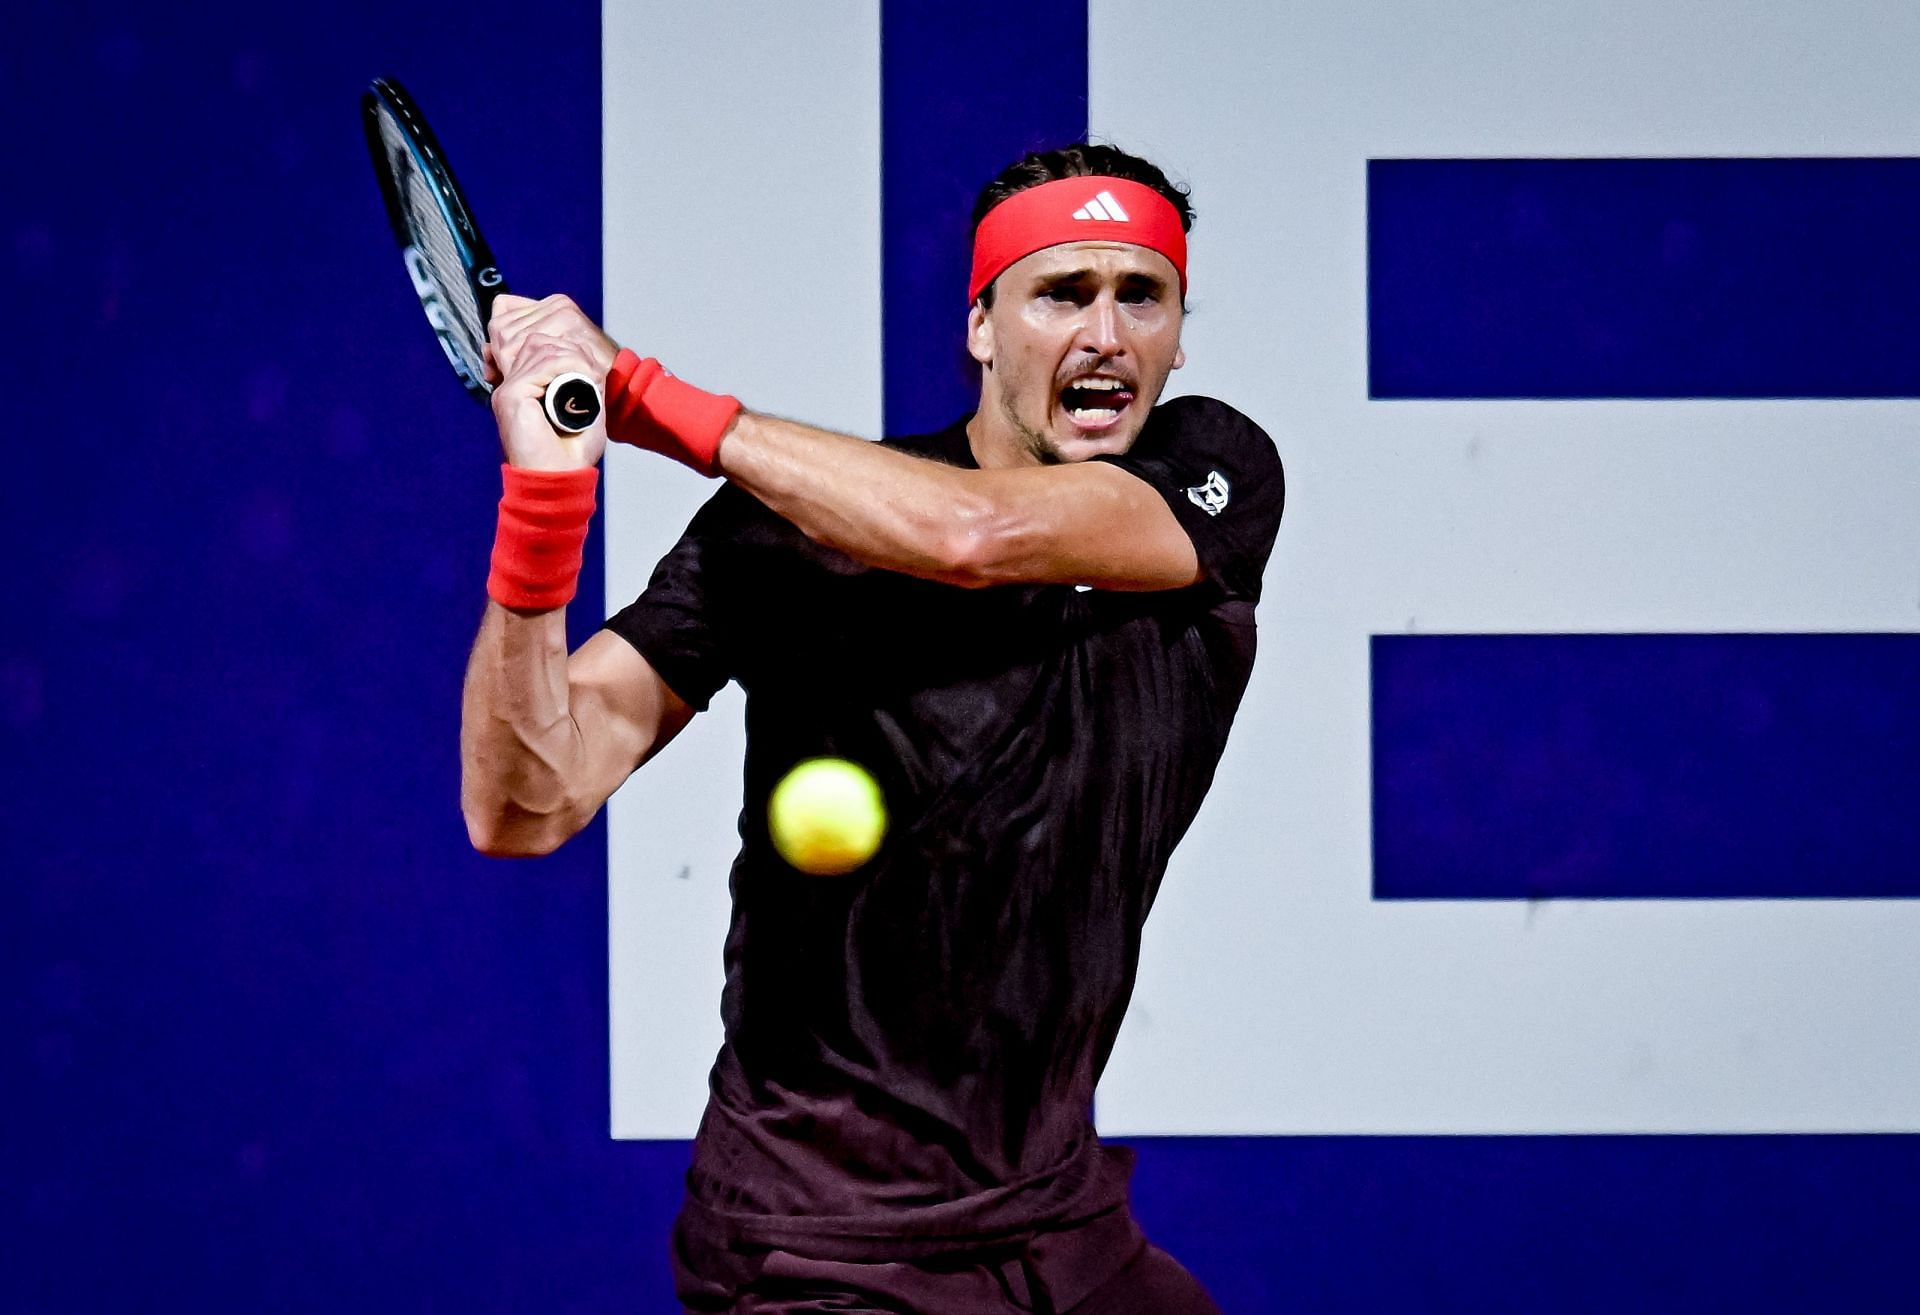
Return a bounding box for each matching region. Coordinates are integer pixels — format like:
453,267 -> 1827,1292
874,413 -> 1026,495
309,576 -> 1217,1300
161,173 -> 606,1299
604,395 -> 1285,1250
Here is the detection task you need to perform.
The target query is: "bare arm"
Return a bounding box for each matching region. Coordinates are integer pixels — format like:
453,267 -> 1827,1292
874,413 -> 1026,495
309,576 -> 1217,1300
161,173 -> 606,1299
715,411 -> 1202,591
474,293 -> 1197,592
461,609 -> 693,857
459,282 -> 1196,855
461,293 -> 693,858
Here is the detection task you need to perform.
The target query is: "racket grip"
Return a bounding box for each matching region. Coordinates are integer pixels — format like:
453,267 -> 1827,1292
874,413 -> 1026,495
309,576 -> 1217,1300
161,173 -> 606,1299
542,372 -> 604,435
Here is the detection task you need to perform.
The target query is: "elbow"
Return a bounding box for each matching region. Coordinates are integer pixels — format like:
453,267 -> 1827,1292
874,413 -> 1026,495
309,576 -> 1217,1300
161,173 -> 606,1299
928,493 -> 1024,588
459,714 -> 594,857
462,793 -> 577,859
465,814 -> 567,859
930,535 -> 1001,589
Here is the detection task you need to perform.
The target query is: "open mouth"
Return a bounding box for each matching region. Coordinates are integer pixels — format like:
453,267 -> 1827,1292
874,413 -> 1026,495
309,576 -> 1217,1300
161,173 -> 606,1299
1058,376 -> 1136,431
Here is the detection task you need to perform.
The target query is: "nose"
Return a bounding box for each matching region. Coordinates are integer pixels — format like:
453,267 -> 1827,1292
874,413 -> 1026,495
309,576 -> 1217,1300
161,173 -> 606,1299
1077,294 -> 1123,358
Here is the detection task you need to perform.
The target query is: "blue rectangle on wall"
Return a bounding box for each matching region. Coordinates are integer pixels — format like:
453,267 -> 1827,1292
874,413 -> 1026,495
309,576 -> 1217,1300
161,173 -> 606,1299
1368,158 -> 1920,398
1371,633 -> 1920,898
881,0 -> 1086,435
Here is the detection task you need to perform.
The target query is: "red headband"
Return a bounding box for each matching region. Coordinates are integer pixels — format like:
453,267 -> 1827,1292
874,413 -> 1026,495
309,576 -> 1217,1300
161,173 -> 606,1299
968,176 -> 1188,304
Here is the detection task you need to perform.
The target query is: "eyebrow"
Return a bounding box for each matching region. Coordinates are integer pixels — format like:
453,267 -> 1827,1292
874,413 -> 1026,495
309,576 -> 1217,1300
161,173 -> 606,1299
1034,268 -> 1170,293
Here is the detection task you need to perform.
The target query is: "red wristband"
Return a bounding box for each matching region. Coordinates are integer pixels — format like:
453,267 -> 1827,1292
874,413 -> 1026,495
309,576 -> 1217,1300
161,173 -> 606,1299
487,464 -> 599,611
606,347 -> 741,476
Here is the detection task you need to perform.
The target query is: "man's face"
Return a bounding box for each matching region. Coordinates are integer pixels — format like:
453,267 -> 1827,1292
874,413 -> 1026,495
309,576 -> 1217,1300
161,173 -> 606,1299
966,241 -> 1185,466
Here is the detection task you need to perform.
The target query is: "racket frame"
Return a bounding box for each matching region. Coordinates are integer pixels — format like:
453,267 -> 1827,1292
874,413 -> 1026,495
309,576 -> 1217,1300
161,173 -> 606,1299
361,75 -> 508,401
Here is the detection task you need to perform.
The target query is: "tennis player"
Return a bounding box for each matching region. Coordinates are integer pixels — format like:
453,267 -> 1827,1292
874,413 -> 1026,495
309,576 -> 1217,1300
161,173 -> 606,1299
463,144 -> 1285,1313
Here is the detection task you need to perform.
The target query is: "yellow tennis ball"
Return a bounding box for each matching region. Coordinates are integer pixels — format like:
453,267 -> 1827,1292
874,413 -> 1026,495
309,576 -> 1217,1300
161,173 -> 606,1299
768,757 -> 887,876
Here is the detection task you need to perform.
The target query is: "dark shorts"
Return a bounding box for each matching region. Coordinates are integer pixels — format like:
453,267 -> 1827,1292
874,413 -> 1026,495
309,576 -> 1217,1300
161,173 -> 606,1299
672,1204 -> 1222,1315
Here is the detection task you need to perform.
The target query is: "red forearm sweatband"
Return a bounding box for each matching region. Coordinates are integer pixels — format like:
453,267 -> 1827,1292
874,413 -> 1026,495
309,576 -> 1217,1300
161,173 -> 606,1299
606,348 -> 741,477
487,464 -> 599,611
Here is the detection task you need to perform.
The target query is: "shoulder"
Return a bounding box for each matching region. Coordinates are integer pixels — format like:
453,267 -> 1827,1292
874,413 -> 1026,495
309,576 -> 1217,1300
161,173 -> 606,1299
1094,395 -> 1287,604
1130,395 -> 1285,519
1141,395 -> 1281,466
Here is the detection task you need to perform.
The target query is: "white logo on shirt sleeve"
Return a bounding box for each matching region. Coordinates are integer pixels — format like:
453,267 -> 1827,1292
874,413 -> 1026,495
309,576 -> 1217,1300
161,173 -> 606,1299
1185,470 -> 1231,516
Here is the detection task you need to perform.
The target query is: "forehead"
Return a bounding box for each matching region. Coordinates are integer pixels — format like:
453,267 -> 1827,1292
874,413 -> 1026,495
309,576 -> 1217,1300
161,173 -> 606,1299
1002,240 -> 1181,286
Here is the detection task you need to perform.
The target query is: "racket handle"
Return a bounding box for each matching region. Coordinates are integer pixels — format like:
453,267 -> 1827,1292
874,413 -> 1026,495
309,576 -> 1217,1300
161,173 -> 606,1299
542,372 -> 604,434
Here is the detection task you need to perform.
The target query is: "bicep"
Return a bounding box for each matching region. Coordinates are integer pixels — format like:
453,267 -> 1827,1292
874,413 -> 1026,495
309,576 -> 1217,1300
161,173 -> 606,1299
564,629 -> 698,812
962,462 -> 1202,591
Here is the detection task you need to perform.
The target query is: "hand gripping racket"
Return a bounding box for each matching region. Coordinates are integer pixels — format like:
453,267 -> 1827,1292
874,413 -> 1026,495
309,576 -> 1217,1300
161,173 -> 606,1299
361,76 -> 601,434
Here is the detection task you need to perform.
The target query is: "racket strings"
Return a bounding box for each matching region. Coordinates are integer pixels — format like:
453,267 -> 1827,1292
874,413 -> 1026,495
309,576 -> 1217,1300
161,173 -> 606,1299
373,104 -> 488,379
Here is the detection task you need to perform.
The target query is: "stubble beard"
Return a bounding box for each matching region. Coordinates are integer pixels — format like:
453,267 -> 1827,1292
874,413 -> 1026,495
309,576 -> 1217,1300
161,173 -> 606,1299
1000,390 -> 1065,466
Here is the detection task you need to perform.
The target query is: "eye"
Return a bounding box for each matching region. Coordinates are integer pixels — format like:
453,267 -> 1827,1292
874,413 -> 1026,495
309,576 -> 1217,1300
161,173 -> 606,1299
1045,286 -> 1085,304
1119,284 -> 1159,305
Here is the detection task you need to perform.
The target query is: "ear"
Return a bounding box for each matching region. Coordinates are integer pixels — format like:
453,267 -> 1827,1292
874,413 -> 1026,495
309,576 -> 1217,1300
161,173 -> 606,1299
966,301 -> 994,367
1173,343 -> 1186,370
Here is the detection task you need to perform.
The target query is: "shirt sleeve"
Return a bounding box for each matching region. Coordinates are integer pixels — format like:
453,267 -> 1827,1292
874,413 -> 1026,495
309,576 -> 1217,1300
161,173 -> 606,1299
599,483 -> 758,711
1092,394 -> 1286,603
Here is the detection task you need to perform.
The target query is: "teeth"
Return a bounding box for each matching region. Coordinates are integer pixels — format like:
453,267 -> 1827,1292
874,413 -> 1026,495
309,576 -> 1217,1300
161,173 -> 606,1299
1063,377 -> 1128,425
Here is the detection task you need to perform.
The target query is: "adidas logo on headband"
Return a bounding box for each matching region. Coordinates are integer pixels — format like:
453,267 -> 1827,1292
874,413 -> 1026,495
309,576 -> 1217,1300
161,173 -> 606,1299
1072,190 -> 1132,222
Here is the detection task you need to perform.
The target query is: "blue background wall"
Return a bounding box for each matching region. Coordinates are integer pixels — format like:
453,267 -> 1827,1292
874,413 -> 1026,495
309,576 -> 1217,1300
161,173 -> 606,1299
8,4 -> 681,1308
10,3 -> 1916,1312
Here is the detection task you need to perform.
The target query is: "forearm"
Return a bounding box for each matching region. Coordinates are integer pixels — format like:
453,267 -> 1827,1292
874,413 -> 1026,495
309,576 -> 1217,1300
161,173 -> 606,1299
712,409 -> 1200,591
715,411 -> 1009,586
460,600 -> 587,856
609,347 -> 1198,589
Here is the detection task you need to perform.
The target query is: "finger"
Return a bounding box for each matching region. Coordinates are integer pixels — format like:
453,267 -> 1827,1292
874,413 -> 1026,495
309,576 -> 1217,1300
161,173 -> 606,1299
506,334 -> 592,383
530,307 -> 619,375
486,293 -> 536,341
488,306 -> 581,380
492,318 -> 570,378
486,294 -> 559,360
501,302 -> 589,360
512,333 -> 574,366
491,295 -> 621,380
508,295 -> 600,347
500,339 -> 598,394
498,316 -> 618,404
490,293 -> 573,337
493,346 -> 609,445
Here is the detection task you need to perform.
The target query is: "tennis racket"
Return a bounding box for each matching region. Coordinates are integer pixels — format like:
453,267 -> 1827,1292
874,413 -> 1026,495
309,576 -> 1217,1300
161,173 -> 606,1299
361,75 -> 602,435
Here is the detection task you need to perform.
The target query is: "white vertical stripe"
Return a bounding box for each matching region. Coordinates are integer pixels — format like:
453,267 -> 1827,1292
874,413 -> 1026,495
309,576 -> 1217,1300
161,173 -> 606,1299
604,0 -> 883,1140
1095,189 -> 1129,220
